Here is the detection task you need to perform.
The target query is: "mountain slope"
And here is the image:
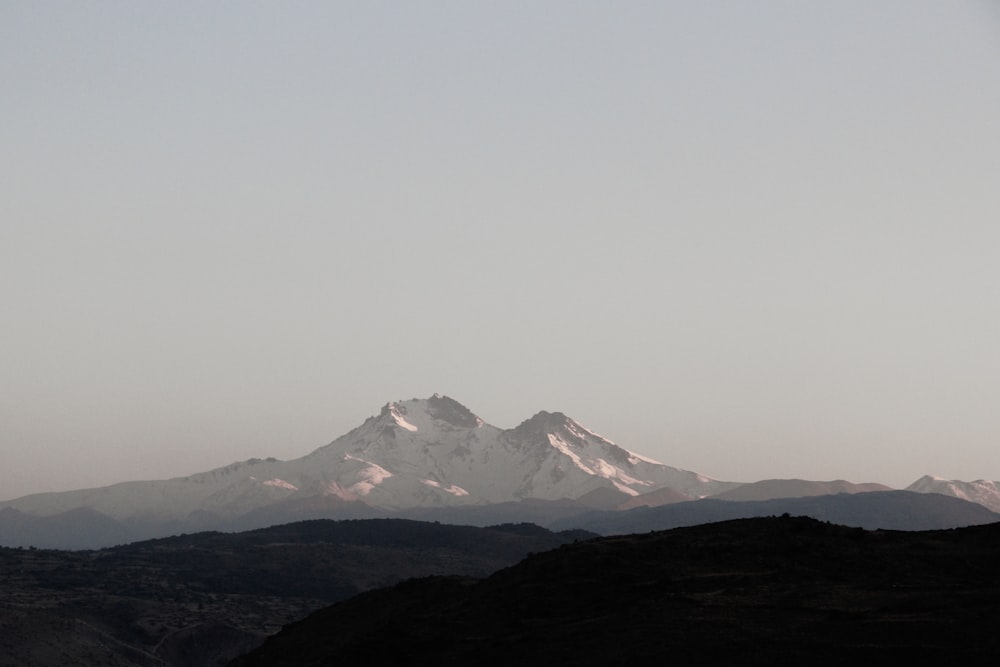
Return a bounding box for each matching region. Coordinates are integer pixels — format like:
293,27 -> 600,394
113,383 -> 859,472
298,397 -> 736,506
0,519 -> 590,667
0,395 -> 736,547
906,474 -> 1000,512
229,516 -> 1000,666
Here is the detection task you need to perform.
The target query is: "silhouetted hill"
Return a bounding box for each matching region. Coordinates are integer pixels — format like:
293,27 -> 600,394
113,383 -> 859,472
226,495 -> 387,532
0,519 -> 589,667
550,490 -> 1000,534
395,497 -> 601,527
230,515 -> 1000,666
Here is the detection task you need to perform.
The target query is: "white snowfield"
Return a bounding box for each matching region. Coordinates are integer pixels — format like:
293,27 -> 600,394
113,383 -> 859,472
0,394 -> 738,520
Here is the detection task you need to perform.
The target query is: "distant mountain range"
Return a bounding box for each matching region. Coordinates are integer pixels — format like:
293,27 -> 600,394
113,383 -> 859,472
549,490 -> 1000,534
1,395 -> 997,548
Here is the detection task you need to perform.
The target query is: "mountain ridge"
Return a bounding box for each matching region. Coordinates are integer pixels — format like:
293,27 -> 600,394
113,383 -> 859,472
0,395 -> 736,546
905,474 -> 1000,512
2,394 -> 996,548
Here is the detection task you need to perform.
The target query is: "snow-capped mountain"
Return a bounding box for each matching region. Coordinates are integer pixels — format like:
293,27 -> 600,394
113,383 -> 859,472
297,397 -> 737,508
906,475 -> 1000,513
0,395 -> 737,524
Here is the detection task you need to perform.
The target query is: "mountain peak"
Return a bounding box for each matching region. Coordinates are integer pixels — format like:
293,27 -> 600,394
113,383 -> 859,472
512,410 -> 572,436
510,411 -> 613,447
0,395 -> 742,539
425,394 -> 483,428
377,395 -> 483,432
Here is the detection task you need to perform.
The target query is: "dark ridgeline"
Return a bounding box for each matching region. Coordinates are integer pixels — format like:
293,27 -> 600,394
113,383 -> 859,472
0,520 -> 590,667
231,515 -> 1000,666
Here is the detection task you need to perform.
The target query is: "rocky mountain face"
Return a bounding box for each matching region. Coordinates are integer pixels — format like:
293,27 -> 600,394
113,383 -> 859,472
0,395 -> 737,547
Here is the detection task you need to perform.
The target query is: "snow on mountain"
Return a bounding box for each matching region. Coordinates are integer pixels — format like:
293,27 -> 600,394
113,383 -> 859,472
0,394 -> 737,522
293,396 -> 737,508
906,475 -> 1000,513
1,457 -> 301,521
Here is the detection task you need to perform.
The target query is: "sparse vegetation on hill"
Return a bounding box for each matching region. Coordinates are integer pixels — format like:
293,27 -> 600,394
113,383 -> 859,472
232,515 -> 1000,666
0,520 -> 588,667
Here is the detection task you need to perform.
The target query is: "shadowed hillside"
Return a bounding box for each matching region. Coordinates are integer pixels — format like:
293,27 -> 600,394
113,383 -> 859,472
231,515 -> 1000,666
0,520 -> 590,667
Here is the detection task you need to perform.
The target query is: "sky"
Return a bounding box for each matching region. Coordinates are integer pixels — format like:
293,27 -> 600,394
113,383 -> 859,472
2,1 -> 999,501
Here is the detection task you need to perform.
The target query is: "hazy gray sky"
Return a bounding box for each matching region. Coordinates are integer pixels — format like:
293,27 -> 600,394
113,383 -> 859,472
3,1 -> 999,500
